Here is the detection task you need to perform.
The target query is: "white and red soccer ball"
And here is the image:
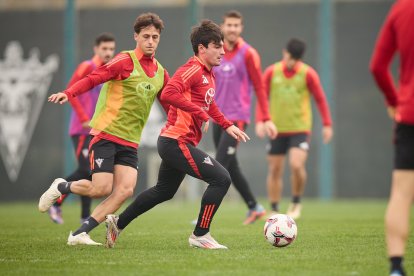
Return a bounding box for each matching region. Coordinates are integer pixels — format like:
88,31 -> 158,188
264,214 -> 297,247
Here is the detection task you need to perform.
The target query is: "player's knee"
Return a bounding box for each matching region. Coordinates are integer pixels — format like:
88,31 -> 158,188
88,176 -> 113,197
154,185 -> 176,201
90,187 -> 111,198
91,182 -> 112,198
268,164 -> 283,177
114,186 -> 135,200
218,170 -> 231,189
153,190 -> 174,202
290,162 -> 304,174
122,187 -> 135,199
162,191 -> 175,201
100,186 -> 112,197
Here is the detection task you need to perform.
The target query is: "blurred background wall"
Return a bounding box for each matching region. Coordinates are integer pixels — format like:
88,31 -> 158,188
0,0 -> 394,201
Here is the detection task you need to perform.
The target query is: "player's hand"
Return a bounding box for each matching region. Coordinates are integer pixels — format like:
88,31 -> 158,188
226,125 -> 250,142
255,122 -> 265,138
202,120 -> 210,133
322,126 -> 333,144
264,120 -> 278,139
387,106 -> 396,120
81,121 -> 90,129
48,92 -> 68,104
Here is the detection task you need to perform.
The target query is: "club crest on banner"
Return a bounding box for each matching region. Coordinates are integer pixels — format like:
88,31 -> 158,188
0,41 -> 59,182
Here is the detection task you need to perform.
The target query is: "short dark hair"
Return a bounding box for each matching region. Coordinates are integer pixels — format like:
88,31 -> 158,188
134,12 -> 164,34
223,10 -> 243,23
190,20 -> 223,55
94,33 -> 115,46
286,38 -> 306,60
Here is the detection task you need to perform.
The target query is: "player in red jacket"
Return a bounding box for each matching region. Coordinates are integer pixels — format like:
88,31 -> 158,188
105,20 -> 249,250
370,1 -> 414,275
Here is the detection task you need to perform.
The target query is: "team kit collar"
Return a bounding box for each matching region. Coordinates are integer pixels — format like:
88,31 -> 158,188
193,55 -> 213,73
134,47 -> 156,63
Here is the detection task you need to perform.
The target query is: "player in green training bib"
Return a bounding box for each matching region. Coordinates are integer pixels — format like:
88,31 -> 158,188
39,13 -> 170,246
256,38 -> 333,220
90,49 -> 164,143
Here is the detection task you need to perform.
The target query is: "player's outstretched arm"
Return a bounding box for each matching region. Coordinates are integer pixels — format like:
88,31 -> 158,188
226,125 -> 250,142
48,92 -> 68,104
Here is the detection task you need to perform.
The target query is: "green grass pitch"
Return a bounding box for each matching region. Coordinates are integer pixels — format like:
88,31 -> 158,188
0,199 -> 413,275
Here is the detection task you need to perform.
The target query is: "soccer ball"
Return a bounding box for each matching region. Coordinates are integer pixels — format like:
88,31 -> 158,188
264,214 -> 297,247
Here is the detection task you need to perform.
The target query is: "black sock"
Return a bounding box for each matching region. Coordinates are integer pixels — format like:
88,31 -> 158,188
390,256 -> 405,275
80,196 -> 92,219
57,182 -> 72,194
194,228 -> 209,237
292,196 -> 301,204
72,217 -> 99,236
271,202 -> 279,212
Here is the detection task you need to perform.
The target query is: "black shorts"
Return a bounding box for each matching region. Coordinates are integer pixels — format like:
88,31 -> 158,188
267,133 -> 310,155
156,136 -> 230,185
394,123 -> 414,169
89,137 -> 138,174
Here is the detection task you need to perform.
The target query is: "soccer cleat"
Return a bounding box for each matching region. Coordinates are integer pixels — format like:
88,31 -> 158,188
188,232 -> 228,249
390,270 -> 405,276
48,205 -> 64,224
243,203 -> 266,225
105,214 -> 121,248
286,203 -> 302,220
67,231 -> 102,246
38,178 -> 66,213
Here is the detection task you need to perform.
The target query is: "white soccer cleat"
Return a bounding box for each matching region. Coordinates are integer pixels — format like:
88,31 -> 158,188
67,231 -> 102,246
105,214 -> 121,248
38,178 -> 66,213
188,232 -> 228,249
390,271 -> 404,276
286,203 -> 302,220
